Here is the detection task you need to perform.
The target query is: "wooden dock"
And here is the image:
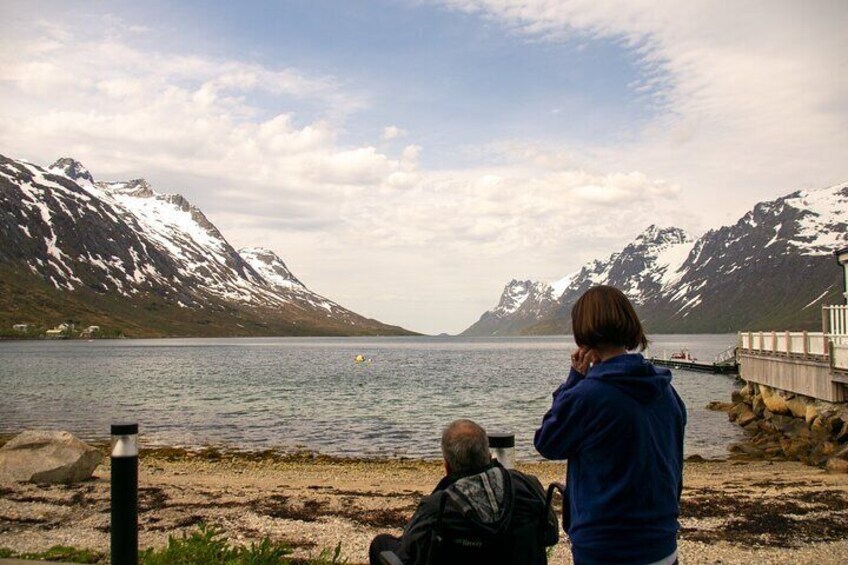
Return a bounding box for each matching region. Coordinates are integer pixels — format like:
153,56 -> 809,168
650,357 -> 739,374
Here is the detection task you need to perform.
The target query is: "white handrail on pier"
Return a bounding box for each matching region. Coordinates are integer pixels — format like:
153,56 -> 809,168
739,331 -> 828,358
824,305 -> 848,346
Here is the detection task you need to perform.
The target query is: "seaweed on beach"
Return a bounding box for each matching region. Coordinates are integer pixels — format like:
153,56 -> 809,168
681,487 -> 848,547
338,505 -> 416,529
138,486 -> 169,513
255,494 -> 326,522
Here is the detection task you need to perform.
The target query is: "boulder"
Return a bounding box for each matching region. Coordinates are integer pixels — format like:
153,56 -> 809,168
752,394 -> 766,417
810,417 -> 832,440
780,436 -> 812,459
825,458 -> 848,474
785,396 -> 810,420
832,442 -> 848,461
706,401 -> 734,412
804,404 -> 821,426
772,415 -> 806,437
837,420 -> 848,442
0,430 -> 102,484
736,407 -> 758,428
760,386 -> 790,415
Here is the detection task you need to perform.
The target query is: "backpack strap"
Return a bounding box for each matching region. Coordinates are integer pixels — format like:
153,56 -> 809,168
425,492 -> 450,565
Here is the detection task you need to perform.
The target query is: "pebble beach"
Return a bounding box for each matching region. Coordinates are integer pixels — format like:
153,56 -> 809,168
2,446 -> 848,564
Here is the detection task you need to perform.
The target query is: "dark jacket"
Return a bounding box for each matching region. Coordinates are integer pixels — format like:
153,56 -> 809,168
534,354 -> 686,565
396,461 -> 558,564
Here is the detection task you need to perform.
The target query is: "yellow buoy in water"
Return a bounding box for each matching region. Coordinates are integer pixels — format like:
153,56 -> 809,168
354,354 -> 366,363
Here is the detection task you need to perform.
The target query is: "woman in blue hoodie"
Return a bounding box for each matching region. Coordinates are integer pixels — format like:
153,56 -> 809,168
535,285 -> 686,565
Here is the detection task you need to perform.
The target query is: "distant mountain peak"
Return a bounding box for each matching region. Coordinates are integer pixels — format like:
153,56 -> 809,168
49,157 -> 93,183
635,225 -> 690,247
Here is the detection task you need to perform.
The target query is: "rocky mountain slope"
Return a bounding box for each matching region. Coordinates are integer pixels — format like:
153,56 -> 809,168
0,154 -> 413,337
463,182 -> 848,336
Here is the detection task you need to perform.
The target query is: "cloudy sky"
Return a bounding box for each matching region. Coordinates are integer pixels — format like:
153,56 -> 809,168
1,0 -> 846,334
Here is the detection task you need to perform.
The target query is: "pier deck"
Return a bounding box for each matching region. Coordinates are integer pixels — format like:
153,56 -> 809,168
650,357 -> 739,374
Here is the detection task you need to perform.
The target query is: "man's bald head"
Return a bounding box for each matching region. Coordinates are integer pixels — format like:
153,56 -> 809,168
441,419 -> 491,474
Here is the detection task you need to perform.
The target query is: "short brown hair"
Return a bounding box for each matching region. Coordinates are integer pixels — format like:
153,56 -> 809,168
441,419 -> 491,473
571,285 -> 648,351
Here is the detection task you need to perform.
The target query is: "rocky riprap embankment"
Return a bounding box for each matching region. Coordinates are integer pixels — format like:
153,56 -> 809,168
716,383 -> 848,473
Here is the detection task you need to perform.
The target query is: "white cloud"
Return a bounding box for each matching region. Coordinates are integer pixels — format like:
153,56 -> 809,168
382,125 -> 406,140
440,0 -> 848,221
1,4 -> 844,334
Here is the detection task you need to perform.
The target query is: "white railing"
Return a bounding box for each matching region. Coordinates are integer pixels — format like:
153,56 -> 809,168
824,305 -> 848,337
739,331 -> 827,359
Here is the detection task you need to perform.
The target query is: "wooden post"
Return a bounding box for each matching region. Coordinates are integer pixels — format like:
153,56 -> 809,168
823,306 -> 829,336
749,331 -> 754,353
772,331 -> 777,355
785,331 -> 791,357
829,339 -> 835,368
803,330 -> 809,359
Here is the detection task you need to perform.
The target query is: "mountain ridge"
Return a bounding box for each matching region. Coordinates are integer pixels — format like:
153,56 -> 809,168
0,154 -> 414,337
463,181 -> 848,336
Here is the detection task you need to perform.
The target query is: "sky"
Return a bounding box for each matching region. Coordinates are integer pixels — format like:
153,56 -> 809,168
1,0 -> 846,334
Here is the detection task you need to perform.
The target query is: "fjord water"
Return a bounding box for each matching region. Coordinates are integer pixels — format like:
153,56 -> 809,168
0,335 -> 743,459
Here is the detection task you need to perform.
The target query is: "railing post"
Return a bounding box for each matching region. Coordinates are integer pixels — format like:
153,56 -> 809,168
748,331 -> 753,353
772,331 -> 777,355
803,330 -> 809,359
823,305 -> 829,336
760,331 -> 764,353
111,423 -> 139,565
785,331 -> 791,356
829,340 -> 835,370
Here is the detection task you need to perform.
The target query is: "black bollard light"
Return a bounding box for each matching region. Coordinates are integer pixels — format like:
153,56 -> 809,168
111,422 -> 138,565
488,433 -> 516,469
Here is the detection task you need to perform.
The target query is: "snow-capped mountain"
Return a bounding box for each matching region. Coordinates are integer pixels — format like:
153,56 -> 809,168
0,154 -> 412,336
463,182 -> 848,336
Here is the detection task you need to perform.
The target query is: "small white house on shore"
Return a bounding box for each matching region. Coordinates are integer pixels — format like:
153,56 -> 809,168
46,323 -> 72,339
80,325 -> 101,337
12,323 -> 29,332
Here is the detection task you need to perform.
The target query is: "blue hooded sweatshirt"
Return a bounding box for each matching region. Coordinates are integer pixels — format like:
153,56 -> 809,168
534,354 -> 686,565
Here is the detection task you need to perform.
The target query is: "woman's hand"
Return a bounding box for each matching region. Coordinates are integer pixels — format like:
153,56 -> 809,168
571,347 -> 600,376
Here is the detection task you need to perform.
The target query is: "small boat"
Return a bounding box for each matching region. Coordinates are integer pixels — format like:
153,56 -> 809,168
669,348 -> 696,362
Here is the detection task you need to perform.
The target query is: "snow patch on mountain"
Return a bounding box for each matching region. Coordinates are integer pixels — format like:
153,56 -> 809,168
239,247 -> 304,290
786,183 -> 848,255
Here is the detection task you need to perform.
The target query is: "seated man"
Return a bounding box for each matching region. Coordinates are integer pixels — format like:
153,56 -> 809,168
369,419 -> 558,565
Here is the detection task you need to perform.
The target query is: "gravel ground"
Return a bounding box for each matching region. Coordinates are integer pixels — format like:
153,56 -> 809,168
1,448 -> 848,564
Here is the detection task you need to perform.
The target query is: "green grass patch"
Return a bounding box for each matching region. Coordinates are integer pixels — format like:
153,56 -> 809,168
141,524 -> 346,565
0,545 -> 104,563
0,526 -> 348,564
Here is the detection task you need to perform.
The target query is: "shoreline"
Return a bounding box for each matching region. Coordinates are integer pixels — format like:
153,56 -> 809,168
2,446 -> 848,564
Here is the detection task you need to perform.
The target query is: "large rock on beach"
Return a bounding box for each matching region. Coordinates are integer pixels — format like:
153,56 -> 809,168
759,386 -> 790,415
825,457 -> 848,474
785,396 -> 810,420
736,406 -> 758,428
0,430 -> 102,484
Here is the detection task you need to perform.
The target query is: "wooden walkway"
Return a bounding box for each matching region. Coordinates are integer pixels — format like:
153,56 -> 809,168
650,357 -> 739,374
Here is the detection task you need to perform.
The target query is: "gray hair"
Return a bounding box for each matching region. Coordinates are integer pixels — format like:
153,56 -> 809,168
441,419 -> 491,473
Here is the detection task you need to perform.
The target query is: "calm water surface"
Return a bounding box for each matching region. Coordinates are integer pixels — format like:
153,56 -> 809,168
0,335 -> 743,459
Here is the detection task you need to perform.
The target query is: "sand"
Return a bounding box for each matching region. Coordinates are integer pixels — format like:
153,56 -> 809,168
1,447 -> 848,564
